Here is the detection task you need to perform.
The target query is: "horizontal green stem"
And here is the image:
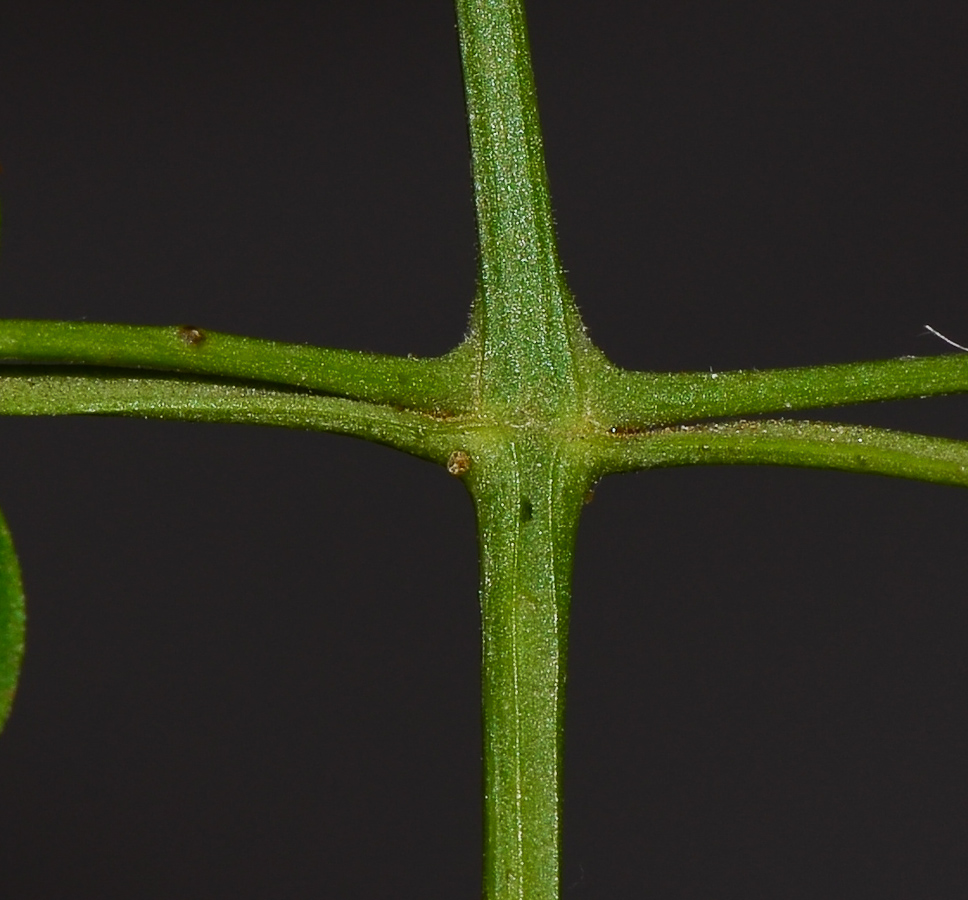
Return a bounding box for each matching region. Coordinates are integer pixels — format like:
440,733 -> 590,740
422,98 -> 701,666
0,320 -> 475,415
598,354 -> 968,428
0,368 -> 461,463
593,418 -> 968,488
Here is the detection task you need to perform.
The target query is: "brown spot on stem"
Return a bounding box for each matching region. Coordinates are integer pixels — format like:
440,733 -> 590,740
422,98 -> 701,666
608,424 -> 642,436
176,325 -> 206,346
446,450 -> 471,476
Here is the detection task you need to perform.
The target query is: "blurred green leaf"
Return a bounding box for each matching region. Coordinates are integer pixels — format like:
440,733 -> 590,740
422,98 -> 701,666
0,506 -> 25,733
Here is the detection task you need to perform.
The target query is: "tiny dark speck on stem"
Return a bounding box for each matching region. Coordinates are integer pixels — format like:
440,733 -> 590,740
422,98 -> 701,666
176,325 -> 206,346
520,499 -> 533,522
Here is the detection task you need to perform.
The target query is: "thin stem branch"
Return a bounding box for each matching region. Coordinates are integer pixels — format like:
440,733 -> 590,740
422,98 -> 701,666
593,418 -> 968,488
597,354 -> 968,428
0,320 -> 475,415
0,368 -> 461,463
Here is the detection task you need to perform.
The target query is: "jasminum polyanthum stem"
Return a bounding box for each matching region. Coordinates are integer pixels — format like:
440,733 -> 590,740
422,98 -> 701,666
1,0 -> 968,897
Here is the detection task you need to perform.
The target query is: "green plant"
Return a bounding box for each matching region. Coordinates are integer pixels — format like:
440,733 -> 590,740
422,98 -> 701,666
2,1 -> 966,896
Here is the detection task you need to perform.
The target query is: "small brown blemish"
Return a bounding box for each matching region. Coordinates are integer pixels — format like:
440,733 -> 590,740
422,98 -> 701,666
446,450 -> 471,476
608,424 -> 641,436
583,489 -> 595,505
176,325 -> 206,346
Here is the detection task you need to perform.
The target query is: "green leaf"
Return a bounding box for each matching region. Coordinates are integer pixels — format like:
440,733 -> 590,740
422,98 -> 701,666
0,506 -> 25,733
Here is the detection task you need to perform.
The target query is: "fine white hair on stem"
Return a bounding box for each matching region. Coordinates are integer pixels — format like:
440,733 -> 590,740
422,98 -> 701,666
924,324 -> 968,353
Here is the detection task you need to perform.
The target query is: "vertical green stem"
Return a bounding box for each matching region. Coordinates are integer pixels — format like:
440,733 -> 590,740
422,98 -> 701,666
455,2 -> 595,893
455,0 -> 583,415
467,434 -> 588,900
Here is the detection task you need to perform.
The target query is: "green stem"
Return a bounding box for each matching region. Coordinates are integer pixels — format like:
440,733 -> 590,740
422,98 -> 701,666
0,320 -> 475,414
593,419 -> 968,488
455,0 -> 586,416
0,369 -> 460,463
598,354 -> 968,428
464,432 -> 589,900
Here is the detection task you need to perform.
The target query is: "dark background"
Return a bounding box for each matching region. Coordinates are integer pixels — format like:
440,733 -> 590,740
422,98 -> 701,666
2,0 -> 968,896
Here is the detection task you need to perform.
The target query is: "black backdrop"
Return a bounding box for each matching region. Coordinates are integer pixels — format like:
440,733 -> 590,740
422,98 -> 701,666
2,1 -> 968,896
